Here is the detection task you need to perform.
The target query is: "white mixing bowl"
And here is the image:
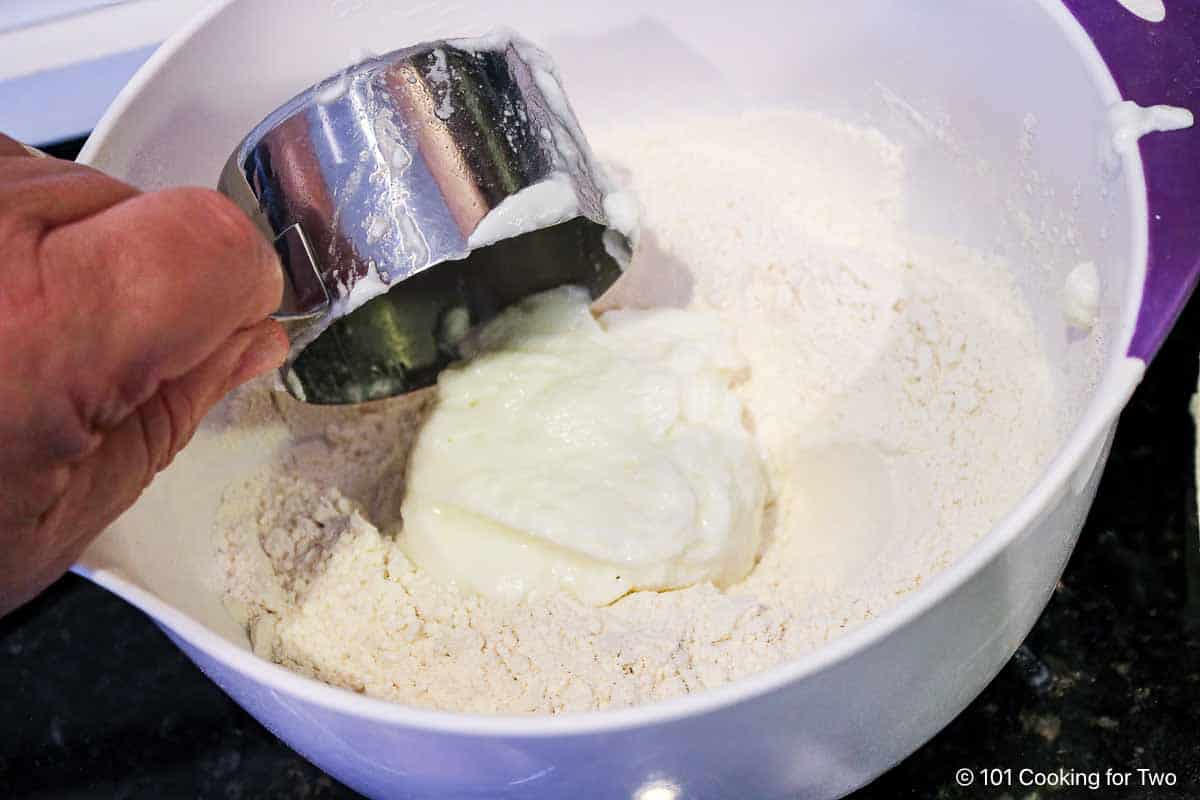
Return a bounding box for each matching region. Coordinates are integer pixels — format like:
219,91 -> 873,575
74,2 -> 1199,798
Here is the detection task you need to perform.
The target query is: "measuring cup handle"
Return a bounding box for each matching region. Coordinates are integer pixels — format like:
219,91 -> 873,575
1063,1 -> 1200,361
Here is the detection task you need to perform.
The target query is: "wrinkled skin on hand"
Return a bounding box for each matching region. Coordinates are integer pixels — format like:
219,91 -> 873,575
0,134 -> 287,616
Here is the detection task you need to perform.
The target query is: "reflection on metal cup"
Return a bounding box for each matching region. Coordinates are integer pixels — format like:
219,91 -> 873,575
219,34 -> 632,404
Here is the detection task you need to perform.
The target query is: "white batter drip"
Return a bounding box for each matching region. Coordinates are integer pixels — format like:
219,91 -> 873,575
1115,0 -> 1166,23
1109,100 -> 1194,154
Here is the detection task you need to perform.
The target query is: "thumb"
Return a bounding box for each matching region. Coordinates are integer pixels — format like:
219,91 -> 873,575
40,187 -> 285,431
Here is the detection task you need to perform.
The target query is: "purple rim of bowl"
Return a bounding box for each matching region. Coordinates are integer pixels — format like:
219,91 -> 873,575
1064,1 -> 1200,361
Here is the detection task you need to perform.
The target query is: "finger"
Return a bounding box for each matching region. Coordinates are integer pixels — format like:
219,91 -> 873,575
40,187 -> 285,429
0,464 -> 69,531
229,318 -> 290,389
0,319 -> 286,528
127,318 -> 289,477
166,319 -> 289,456
0,133 -> 32,157
30,320 -> 288,575
0,157 -> 139,227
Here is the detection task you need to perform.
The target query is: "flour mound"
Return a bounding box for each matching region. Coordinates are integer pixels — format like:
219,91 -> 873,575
216,109 -> 1059,714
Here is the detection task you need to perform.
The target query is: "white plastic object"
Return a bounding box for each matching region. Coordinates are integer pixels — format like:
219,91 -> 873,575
76,1 -> 1159,797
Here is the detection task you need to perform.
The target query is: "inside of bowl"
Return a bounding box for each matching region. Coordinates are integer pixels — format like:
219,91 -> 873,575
81,0 -> 1132,651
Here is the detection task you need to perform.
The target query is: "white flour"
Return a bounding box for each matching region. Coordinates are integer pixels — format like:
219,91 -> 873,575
216,109 -> 1060,713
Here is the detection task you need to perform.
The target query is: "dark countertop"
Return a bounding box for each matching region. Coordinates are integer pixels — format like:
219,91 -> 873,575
2,139 -> 1198,800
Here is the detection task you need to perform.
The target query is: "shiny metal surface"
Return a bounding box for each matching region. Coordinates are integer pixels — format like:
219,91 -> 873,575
219,37 -> 630,404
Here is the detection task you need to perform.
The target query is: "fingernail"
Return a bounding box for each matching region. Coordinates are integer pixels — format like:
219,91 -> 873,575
235,324 -> 289,384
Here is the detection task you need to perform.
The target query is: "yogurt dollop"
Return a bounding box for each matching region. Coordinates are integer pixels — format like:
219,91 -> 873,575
398,286 -> 767,606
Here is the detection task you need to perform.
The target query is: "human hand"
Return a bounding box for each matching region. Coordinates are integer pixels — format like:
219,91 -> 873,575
0,134 -> 287,616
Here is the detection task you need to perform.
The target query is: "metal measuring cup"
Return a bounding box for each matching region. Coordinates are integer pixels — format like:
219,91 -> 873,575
219,34 -> 632,404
